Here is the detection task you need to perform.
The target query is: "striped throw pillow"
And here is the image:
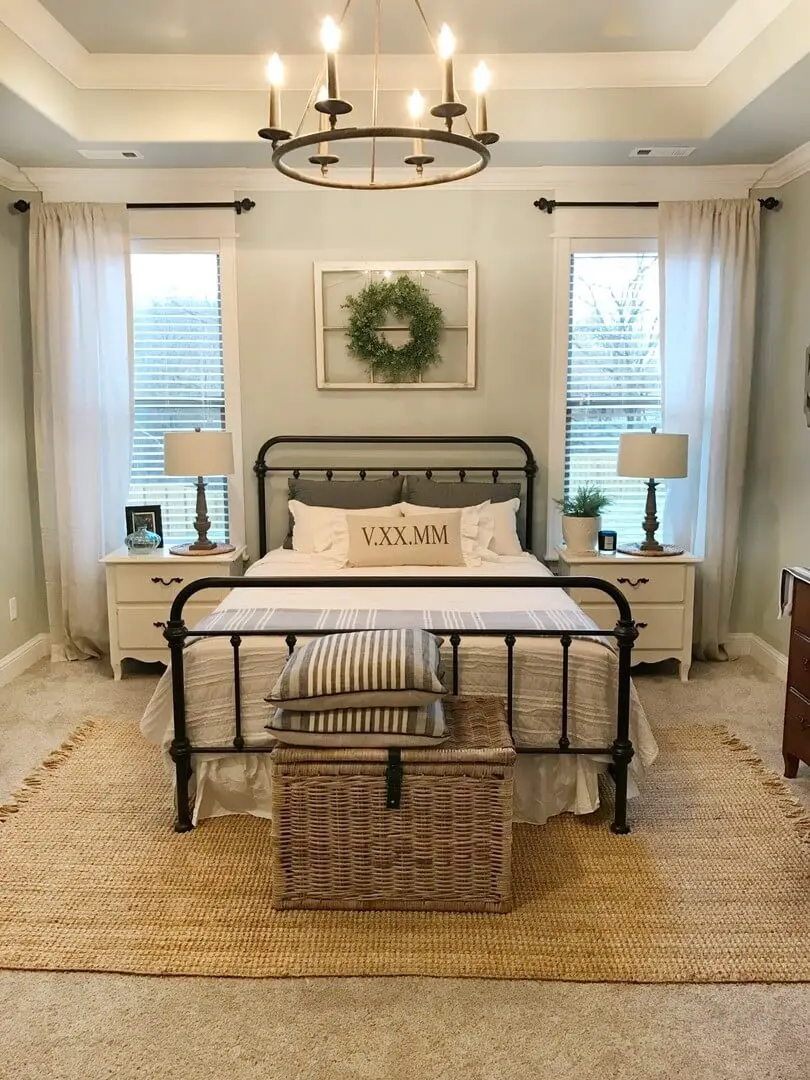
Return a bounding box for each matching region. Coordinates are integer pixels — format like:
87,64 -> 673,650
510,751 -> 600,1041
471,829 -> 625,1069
267,700 -> 448,747
266,628 -> 445,711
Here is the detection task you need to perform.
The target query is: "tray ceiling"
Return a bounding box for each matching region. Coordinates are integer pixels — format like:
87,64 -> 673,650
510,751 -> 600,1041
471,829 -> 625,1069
39,0 -> 739,56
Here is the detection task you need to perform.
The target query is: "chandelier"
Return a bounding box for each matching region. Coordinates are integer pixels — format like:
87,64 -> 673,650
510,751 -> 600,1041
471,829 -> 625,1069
258,0 -> 499,190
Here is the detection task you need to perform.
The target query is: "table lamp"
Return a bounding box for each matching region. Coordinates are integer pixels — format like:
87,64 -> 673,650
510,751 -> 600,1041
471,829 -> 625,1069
616,427 -> 688,556
163,428 -> 235,556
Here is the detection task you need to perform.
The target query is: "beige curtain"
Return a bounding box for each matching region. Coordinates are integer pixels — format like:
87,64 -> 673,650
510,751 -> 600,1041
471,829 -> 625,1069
659,199 -> 760,660
30,203 -> 132,659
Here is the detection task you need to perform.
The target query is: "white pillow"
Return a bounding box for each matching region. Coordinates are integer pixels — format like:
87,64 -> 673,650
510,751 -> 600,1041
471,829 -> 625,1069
399,500 -> 494,565
289,500 -> 403,556
489,497 -> 523,556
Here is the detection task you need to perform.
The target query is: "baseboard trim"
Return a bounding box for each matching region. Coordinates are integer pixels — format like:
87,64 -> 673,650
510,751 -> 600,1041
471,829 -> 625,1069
0,633 -> 51,689
726,633 -> 788,680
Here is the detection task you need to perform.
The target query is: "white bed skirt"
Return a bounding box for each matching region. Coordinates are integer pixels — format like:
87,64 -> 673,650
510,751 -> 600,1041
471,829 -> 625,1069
186,749 -> 636,826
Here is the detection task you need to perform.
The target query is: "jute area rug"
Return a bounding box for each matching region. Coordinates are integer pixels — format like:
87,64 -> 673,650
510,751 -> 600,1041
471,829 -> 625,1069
0,718 -> 808,983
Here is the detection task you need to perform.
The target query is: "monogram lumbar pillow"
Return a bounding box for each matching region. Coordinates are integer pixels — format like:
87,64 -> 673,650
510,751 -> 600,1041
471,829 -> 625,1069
346,510 -> 465,567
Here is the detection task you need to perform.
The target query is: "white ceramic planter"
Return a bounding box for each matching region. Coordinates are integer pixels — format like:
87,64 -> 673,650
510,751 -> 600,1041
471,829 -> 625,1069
561,515 -> 601,556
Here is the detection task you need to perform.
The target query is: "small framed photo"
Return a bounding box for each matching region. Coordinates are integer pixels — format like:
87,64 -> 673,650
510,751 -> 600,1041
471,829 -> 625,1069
125,504 -> 163,546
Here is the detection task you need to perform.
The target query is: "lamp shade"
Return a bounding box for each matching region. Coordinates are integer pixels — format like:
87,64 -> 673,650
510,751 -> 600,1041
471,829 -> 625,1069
164,429 -> 234,477
617,431 -> 688,479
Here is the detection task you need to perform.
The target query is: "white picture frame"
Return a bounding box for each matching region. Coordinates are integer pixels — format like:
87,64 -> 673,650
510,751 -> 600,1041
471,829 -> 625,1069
314,260 -> 477,390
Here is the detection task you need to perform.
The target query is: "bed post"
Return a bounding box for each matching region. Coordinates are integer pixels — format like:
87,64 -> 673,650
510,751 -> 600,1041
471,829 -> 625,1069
254,455 -> 269,559
165,618 -> 193,833
610,616 -> 638,834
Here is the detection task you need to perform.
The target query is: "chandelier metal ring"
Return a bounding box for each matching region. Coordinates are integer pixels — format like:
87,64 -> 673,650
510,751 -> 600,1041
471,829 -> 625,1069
271,127 -> 491,190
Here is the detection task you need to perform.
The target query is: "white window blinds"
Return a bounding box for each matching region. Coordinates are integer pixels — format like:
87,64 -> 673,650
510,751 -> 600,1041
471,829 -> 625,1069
564,250 -> 662,540
128,251 -> 229,544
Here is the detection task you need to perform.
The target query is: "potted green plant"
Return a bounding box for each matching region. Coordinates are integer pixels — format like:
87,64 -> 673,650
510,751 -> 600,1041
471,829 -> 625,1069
554,484 -> 612,555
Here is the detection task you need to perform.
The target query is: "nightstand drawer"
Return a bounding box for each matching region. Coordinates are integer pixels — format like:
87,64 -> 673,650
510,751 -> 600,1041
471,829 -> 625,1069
565,563 -> 686,606
580,603 -> 685,651
117,604 -> 218,650
114,563 -> 234,605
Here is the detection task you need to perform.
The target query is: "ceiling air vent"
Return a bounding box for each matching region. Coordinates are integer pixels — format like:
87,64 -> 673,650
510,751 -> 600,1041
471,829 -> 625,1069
77,149 -> 144,160
631,147 -> 696,159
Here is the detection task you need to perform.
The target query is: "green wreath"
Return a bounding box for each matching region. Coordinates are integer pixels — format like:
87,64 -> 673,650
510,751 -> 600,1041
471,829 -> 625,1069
342,275 -> 444,382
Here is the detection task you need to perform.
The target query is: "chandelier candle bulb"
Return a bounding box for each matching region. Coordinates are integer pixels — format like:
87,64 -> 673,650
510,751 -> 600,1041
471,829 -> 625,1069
473,61 -> 490,133
438,24 -> 456,104
265,53 -> 283,129
321,16 -> 341,100
408,89 -> 425,156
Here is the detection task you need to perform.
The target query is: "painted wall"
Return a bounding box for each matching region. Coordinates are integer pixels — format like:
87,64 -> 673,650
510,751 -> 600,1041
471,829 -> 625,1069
732,171 -> 810,652
0,195 -> 47,657
235,189 -> 554,551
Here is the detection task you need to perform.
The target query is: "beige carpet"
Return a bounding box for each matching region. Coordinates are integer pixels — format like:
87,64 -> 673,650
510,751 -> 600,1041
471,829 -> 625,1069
1,711 -> 808,983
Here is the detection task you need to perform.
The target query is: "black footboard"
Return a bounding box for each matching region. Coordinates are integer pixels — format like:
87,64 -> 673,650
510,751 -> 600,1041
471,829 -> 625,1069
164,575 -> 638,835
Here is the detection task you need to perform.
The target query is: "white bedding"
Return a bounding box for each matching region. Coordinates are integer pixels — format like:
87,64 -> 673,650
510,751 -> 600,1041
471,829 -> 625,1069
141,549 -> 657,826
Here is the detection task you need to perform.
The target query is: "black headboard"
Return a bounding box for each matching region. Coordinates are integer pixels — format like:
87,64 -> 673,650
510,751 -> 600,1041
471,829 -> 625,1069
253,435 -> 538,559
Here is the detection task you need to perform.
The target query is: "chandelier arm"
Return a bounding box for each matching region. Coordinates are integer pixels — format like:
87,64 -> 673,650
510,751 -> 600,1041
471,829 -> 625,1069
294,63 -> 328,139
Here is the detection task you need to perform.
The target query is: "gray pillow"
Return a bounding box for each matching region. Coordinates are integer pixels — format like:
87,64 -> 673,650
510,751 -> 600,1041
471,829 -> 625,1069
283,475 -> 404,548
403,475 -> 521,507
404,475 -> 526,550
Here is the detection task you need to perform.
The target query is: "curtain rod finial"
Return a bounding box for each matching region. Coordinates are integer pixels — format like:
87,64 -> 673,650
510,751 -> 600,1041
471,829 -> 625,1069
11,199 -> 30,214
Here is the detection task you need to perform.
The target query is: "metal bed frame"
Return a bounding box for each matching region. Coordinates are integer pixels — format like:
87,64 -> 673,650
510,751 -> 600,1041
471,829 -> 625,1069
164,435 -> 638,835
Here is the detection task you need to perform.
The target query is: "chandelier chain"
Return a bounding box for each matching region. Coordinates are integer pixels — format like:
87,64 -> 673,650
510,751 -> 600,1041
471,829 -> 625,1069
370,0 -> 381,184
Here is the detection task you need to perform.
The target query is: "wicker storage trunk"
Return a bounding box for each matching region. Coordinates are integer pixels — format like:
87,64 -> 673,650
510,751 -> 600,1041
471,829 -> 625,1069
269,696 -> 515,913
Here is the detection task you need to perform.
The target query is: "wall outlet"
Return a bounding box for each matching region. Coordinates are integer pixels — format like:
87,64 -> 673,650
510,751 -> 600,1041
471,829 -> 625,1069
8,597 -> 17,621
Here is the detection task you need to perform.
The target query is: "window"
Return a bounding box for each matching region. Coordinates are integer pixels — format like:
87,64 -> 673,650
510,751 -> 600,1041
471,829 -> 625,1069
549,234 -> 662,548
128,249 -> 231,545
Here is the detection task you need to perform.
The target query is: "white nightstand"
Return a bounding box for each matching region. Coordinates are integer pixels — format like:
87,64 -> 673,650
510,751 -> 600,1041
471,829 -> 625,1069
101,545 -> 246,679
556,547 -> 701,681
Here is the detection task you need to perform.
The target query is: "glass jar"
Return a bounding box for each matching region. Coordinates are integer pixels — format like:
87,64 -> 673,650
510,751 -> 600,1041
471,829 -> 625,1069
125,525 -> 161,554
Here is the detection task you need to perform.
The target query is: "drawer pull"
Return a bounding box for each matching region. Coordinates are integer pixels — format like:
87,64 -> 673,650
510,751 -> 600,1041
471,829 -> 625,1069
152,621 -> 166,629
635,621 -> 649,630
803,658 -> 809,670
150,576 -> 183,587
617,577 -> 650,589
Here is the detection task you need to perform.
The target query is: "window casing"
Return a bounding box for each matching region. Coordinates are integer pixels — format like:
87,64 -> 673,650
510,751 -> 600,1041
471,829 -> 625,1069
128,237 -> 243,548
547,231 -> 662,553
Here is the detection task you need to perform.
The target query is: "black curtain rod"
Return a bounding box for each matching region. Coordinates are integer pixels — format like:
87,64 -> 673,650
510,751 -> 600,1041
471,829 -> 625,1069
10,197 -> 256,215
534,196 -> 781,213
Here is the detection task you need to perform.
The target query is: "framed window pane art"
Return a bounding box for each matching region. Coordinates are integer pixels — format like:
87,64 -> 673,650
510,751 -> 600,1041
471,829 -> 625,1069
314,261 -> 477,389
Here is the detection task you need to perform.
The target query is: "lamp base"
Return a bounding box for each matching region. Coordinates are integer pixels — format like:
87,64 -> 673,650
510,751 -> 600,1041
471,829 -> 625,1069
169,542 -> 236,557
617,543 -> 685,558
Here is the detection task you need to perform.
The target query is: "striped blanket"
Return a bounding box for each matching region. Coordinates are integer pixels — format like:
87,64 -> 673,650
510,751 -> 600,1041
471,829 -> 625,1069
193,606 -> 610,637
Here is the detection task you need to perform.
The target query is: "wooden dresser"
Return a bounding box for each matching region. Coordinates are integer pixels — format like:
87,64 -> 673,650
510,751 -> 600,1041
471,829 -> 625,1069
783,576 -> 810,777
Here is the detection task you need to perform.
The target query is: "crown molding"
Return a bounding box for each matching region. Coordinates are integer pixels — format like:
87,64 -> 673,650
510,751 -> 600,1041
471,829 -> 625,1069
755,140 -> 810,188
22,163 -> 765,203
0,0 -> 799,93
0,156 -> 36,191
